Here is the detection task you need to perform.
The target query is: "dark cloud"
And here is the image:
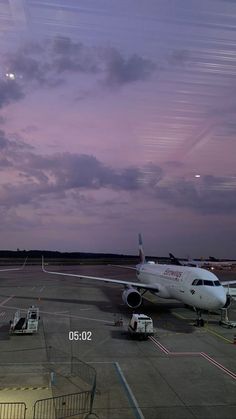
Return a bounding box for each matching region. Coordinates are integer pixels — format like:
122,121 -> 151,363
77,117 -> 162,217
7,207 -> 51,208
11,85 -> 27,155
0,130 -> 9,148
9,55 -> 47,84
3,38 -> 156,92
18,152 -> 142,191
52,37 -> 99,74
0,129 -> 32,153
105,49 -> 156,86
0,80 -> 24,108
155,175 -> 236,214
1,128 -> 235,215
2,37 -> 189,102
1,136 -> 236,215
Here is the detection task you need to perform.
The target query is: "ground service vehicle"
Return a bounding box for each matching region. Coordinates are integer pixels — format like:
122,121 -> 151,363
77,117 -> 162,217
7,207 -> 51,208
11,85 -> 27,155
128,314 -> 154,340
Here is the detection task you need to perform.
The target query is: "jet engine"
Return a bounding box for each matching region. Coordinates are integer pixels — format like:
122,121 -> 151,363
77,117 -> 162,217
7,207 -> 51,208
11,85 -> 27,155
122,287 -> 142,308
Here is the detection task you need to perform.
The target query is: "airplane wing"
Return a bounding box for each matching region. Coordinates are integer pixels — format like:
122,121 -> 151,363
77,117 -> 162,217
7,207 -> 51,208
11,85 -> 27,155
42,258 -> 159,292
222,281 -> 236,300
0,257 -> 28,272
109,264 -> 137,270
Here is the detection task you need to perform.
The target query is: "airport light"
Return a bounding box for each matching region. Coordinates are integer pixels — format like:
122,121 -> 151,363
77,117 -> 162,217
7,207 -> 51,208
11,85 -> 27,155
5,72 -> 16,80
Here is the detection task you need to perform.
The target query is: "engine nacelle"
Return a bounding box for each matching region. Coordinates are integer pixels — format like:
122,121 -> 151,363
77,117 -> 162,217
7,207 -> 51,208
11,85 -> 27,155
122,287 -> 142,308
151,285 -> 171,299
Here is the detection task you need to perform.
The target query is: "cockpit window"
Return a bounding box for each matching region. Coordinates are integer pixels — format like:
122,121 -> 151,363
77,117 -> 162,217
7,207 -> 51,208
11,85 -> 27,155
214,280 -> 221,286
192,279 -> 202,286
203,280 -> 213,286
192,279 -> 215,286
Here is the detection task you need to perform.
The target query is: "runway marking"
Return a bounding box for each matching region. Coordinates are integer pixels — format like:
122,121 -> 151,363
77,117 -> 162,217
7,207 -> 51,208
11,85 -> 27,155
200,352 -> 236,380
79,308 -> 91,311
54,311 -> 69,314
5,305 -> 114,324
39,286 -> 45,292
0,312 -> 5,317
173,311 -> 188,320
173,311 -> 233,343
0,295 -> 14,306
0,386 -> 48,392
206,327 -> 233,344
114,362 -> 145,419
149,336 -> 236,380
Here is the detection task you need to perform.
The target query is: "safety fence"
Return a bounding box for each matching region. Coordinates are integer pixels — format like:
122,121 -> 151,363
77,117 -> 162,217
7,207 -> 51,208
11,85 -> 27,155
0,402 -> 27,419
71,357 -> 97,415
0,346 -> 97,419
33,390 -> 91,419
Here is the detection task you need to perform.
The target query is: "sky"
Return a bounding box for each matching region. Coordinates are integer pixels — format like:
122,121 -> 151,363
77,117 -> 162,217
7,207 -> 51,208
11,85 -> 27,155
0,0 -> 236,257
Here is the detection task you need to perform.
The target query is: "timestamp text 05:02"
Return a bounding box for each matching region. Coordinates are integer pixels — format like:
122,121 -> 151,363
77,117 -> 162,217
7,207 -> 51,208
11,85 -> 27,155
68,331 -> 92,341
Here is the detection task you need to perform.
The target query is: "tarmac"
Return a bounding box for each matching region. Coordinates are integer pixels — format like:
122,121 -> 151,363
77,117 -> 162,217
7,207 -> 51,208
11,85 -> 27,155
0,264 -> 235,419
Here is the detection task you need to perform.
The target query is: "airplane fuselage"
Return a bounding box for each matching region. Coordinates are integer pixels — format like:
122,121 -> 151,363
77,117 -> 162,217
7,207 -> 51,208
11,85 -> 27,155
136,263 -> 227,311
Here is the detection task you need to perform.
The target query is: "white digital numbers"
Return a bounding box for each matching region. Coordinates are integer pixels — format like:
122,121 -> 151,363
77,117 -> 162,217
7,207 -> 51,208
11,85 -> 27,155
68,331 -> 92,341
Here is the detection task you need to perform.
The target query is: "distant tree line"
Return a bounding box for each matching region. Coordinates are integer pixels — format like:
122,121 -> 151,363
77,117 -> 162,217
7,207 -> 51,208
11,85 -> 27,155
0,249 -> 139,260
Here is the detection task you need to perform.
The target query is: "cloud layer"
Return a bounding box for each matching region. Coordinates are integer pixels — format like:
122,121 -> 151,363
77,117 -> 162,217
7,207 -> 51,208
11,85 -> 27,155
0,129 -> 236,215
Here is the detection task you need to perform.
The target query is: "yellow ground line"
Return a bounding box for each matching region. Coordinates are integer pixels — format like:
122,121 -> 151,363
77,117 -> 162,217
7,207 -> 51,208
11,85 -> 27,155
205,327 -> 233,344
0,386 -> 49,391
145,299 -> 234,344
173,312 -> 188,320
171,312 -> 233,343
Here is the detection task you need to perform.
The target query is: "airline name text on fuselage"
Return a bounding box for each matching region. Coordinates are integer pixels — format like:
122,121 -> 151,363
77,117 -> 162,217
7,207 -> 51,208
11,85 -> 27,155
163,268 -> 183,281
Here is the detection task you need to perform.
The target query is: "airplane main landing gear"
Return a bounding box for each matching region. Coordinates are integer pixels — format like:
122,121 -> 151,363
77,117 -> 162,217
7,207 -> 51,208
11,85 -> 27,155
195,310 -> 205,327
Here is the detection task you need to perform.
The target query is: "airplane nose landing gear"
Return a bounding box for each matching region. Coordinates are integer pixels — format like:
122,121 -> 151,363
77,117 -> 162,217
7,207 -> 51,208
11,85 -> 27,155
194,309 -> 205,327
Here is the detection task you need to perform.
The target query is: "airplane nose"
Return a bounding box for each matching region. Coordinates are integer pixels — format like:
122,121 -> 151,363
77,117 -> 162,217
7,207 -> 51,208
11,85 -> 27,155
215,292 -> 227,308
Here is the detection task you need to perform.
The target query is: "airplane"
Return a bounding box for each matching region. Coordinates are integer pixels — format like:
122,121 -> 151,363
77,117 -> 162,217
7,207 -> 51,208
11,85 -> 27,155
42,236 -> 236,327
169,253 -> 236,270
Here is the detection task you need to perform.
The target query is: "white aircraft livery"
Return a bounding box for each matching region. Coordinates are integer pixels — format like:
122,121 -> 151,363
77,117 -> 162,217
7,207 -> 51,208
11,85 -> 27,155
42,235 -> 236,326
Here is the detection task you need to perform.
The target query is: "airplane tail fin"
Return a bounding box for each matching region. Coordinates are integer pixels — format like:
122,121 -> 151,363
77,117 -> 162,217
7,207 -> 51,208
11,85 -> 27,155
169,253 -> 182,266
138,233 -> 146,264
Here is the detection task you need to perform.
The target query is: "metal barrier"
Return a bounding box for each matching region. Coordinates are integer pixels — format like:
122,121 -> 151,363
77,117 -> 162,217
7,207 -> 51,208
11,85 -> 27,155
33,390 -> 91,419
0,402 -> 26,419
71,357 -> 96,387
71,357 -> 97,415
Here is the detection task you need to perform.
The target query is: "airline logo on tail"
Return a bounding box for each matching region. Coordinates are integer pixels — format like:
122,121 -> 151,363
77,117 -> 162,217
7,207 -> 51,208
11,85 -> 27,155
138,233 -> 146,264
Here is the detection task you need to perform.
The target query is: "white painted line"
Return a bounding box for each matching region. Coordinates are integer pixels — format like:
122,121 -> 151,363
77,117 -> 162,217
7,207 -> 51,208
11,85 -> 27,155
201,352 -> 236,380
0,295 -> 14,306
79,308 -> 91,311
0,312 -> 5,317
39,286 -> 45,292
54,311 -> 69,315
150,337 -> 170,354
114,362 -> 145,419
148,337 -> 236,380
5,305 -> 113,324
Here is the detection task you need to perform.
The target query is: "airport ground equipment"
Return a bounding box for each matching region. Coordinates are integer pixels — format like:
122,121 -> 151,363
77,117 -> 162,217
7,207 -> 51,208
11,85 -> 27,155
9,305 -> 39,334
219,308 -> 236,329
113,313 -> 123,326
128,313 -> 154,340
